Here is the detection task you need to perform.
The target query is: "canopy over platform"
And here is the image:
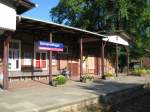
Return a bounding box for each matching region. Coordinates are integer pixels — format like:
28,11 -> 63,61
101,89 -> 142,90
103,35 -> 129,46
17,16 -> 107,38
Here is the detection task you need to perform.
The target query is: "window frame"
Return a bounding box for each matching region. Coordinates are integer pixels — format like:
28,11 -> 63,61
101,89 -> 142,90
34,42 -> 48,70
8,39 -> 21,71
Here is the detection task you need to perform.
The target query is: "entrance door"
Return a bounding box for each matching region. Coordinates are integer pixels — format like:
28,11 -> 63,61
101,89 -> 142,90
87,56 -> 95,74
68,60 -> 79,76
8,40 -> 21,71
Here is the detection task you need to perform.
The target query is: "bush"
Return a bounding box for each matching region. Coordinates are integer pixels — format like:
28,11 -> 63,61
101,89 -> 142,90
146,69 -> 150,74
81,74 -> 94,83
132,68 -> 147,76
52,75 -> 66,86
105,72 -> 113,77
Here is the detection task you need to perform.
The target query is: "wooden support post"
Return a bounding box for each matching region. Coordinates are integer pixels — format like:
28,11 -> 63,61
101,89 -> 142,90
126,47 -> 129,75
49,33 -> 52,84
70,53 -> 72,77
101,41 -> 105,79
96,57 -> 100,76
116,44 -> 118,77
3,34 -> 11,90
80,38 -> 83,80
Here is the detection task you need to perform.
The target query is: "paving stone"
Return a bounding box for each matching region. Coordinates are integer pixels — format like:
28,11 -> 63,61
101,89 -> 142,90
0,76 -> 149,112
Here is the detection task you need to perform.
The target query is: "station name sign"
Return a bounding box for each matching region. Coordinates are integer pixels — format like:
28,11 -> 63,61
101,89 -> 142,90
38,41 -> 64,52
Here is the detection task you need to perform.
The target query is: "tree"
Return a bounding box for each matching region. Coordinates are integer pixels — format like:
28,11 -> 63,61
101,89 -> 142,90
50,0 -> 150,59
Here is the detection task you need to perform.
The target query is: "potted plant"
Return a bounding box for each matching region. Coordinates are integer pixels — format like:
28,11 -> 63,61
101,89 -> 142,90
81,74 -> 94,83
51,75 -> 67,87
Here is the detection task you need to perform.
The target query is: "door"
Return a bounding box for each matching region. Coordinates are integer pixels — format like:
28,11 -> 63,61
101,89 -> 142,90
68,60 -> 79,76
8,40 -> 21,71
87,56 -> 95,74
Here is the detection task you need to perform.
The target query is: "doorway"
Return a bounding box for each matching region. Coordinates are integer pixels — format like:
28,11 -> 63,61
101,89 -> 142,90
8,40 -> 21,71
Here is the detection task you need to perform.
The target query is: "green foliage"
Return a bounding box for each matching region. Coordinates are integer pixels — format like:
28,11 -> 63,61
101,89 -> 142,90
131,68 -> 150,76
52,75 -> 66,86
81,74 -> 94,83
146,69 -> 150,74
50,0 -> 150,58
105,72 -> 113,77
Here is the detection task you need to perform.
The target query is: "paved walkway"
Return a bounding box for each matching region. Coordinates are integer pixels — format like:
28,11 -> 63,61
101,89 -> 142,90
0,76 -> 150,112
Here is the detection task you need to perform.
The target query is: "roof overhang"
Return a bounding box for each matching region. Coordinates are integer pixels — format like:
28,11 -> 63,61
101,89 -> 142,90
15,0 -> 36,14
0,0 -> 36,14
103,35 -> 129,46
17,16 -> 107,39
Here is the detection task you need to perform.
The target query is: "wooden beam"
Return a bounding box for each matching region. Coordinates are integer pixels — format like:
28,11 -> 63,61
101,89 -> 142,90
101,41 -> 105,79
49,33 -> 52,84
78,38 -> 99,43
125,46 -> 129,75
3,34 -> 11,90
80,38 -> 83,80
96,57 -> 100,76
116,44 -> 118,77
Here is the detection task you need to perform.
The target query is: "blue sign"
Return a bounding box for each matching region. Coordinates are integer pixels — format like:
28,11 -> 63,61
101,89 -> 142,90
37,41 -> 64,52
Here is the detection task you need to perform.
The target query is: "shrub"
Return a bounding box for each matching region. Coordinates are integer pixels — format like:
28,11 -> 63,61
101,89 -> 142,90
132,68 -> 147,76
52,75 -> 66,86
81,74 -> 94,83
146,69 -> 150,74
105,72 -> 113,77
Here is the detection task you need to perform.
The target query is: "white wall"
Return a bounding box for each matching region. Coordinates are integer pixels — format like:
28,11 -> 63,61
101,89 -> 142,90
0,3 -> 16,31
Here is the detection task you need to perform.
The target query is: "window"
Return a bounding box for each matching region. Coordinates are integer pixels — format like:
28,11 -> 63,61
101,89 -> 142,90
8,40 -> 21,71
34,43 -> 47,70
87,57 -> 95,69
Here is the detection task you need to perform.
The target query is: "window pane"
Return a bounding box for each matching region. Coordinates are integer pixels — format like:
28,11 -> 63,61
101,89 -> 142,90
14,50 -> 19,59
36,53 -> 40,60
36,61 -> 40,68
16,60 -> 19,69
41,61 -> 46,68
12,42 -> 19,49
41,53 -> 46,60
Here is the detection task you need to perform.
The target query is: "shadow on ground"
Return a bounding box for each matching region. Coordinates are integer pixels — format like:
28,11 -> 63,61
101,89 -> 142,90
75,78 -> 150,112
